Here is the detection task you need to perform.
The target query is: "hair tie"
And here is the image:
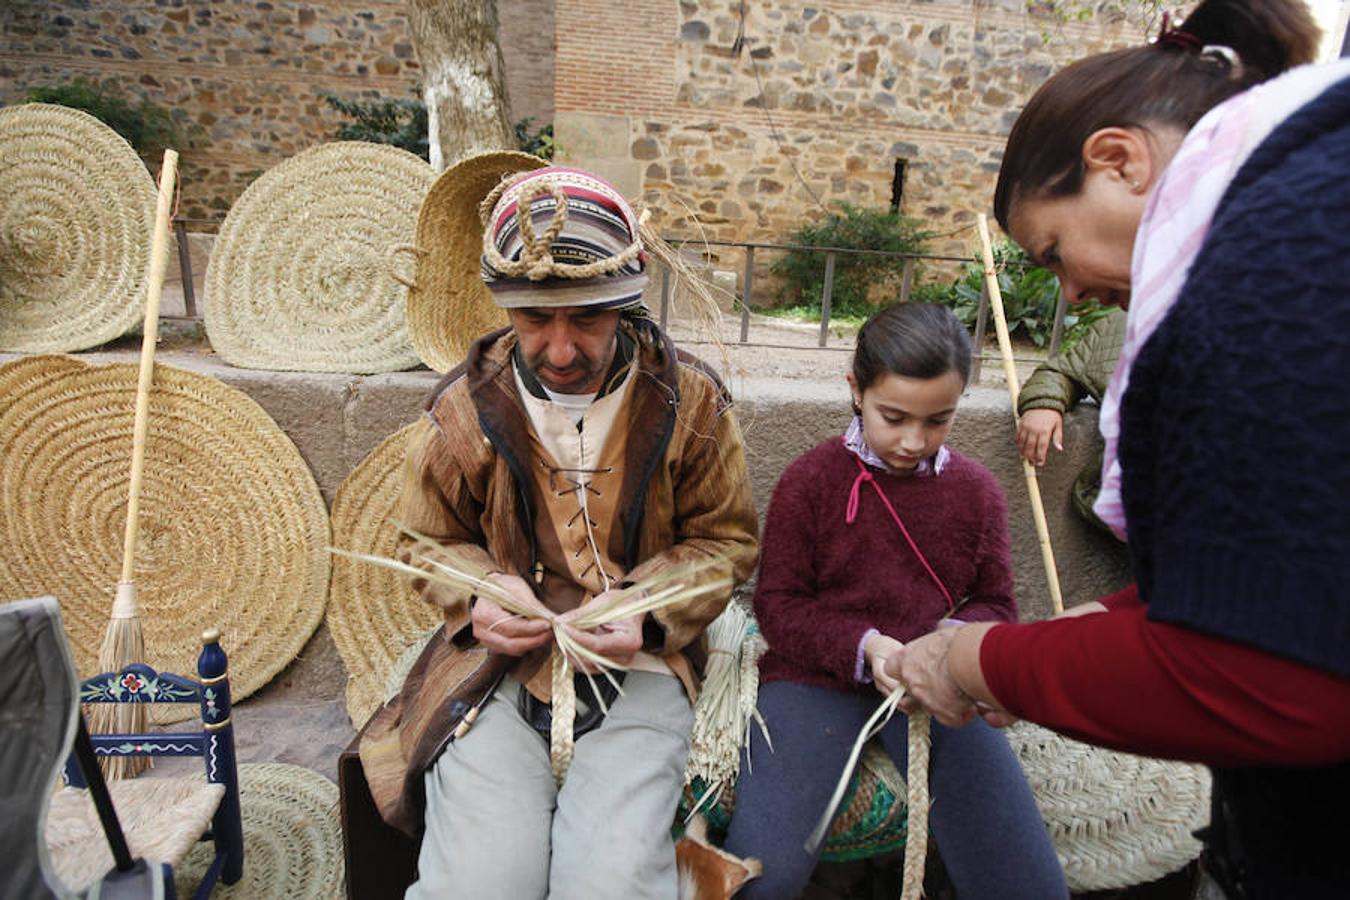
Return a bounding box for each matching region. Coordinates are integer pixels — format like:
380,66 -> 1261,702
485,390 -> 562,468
1155,10 -> 1202,52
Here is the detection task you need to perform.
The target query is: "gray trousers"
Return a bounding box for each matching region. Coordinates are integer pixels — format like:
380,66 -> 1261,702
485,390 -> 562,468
406,671 -> 694,900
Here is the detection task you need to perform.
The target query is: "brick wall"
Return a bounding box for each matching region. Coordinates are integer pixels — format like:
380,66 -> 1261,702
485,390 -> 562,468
0,0 -> 555,222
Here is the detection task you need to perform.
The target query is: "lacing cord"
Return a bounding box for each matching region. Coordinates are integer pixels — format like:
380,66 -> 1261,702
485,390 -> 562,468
845,458 -> 955,614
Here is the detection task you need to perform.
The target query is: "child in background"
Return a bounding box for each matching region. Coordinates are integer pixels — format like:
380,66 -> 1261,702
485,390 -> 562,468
1016,307 -> 1125,534
722,303 -> 1066,899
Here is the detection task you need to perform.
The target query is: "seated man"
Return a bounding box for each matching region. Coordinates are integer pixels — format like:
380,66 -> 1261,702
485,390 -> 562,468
363,162 -> 758,900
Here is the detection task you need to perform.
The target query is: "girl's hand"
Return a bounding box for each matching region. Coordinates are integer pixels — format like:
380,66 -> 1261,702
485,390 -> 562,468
864,633 -> 905,696
1017,408 -> 1064,467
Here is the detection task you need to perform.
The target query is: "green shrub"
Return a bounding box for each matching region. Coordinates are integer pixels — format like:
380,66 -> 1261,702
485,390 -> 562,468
322,93 -> 557,162
935,240 -> 1112,349
26,78 -> 181,155
770,203 -> 933,318
514,117 -> 557,161
322,92 -> 429,160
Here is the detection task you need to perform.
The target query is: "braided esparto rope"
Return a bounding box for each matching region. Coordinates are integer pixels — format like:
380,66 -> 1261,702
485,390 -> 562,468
479,174 -> 644,282
550,645 -> 577,784
901,710 -> 932,900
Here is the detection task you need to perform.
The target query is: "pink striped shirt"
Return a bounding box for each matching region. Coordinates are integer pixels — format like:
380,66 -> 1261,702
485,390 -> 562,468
1095,61 -> 1350,539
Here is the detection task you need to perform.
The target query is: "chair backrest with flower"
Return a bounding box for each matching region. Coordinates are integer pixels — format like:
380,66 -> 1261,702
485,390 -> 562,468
55,628 -> 245,898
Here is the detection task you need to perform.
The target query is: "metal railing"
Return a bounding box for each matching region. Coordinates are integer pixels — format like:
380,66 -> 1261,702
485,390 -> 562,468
166,223 -> 1070,381
655,236 -> 1070,382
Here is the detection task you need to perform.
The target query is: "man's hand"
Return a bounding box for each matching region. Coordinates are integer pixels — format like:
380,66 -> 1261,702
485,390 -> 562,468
556,600 -> 645,675
1017,408 -> 1064,467
470,573 -> 554,656
864,633 -> 905,697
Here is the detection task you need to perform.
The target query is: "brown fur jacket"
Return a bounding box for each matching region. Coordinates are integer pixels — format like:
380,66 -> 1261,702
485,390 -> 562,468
360,318 -> 759,836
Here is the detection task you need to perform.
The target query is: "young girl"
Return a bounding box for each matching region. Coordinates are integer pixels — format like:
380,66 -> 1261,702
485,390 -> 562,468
722,303 -> 1066,899
893,3 -> 1350,897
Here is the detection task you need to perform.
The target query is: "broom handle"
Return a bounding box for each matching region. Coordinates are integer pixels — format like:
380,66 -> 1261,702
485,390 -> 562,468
975,214 -> 1064,614
120,149 -> 179,584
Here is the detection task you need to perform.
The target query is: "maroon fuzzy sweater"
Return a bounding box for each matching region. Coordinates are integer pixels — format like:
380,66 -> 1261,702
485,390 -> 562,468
755,437 -> 1017,693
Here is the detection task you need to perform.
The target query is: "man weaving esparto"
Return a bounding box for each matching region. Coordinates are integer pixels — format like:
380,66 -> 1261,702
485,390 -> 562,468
362,161 -> 758,900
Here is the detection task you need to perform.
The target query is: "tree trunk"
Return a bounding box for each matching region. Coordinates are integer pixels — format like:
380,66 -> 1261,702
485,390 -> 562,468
408,0 -> 514,172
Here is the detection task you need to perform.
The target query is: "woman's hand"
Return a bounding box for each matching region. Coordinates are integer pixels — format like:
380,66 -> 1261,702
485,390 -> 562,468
1017,408 -> 1064,466
470,573 -> 554,656
890,628 -> 976,727
864,633 -> 905,696
888,623 -> 1016,728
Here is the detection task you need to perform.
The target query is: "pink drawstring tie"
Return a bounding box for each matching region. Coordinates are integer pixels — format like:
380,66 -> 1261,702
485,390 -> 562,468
845,458 -> 955,613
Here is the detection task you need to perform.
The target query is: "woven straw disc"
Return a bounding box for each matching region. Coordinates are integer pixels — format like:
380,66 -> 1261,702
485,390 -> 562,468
1009,721 -> 1209,891
405,151 -> 546,372
0,104 -> 158,353
174,763 -> 342,900
328,422 -> 440,726
204,141 -> 434,373
0,355 -> 330,722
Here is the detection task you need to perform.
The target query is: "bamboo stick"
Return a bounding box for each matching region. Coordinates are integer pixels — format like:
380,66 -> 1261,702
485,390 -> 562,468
975,214 -> 1064,614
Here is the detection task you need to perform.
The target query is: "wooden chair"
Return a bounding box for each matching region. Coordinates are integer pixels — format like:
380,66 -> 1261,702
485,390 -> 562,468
44,623 -> 245,898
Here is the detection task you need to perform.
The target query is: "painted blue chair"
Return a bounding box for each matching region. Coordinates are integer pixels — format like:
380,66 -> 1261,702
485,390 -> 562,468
46,623 -> 245,898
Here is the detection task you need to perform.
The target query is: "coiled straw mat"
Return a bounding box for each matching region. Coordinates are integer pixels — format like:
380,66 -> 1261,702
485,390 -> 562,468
0,104 -> 160,353
174,763 -> 343,900
0,354 -> 330,722
403,151 -> 546,372
204,141 -> 434,373
327,421 -> 439,726
1010,721 -> 1210,892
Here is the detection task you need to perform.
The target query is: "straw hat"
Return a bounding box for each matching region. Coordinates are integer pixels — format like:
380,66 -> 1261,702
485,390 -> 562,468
404,151 -> 546,372
327,422 -> 439,726
174,764 -> 343,900
0,103 -> 159,353
204,141 -> 434,373
0,355 -> 330,722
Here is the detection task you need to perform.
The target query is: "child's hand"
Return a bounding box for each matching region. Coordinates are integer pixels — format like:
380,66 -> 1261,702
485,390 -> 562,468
1017,408 -> 1064,466
864,633 -> 905,696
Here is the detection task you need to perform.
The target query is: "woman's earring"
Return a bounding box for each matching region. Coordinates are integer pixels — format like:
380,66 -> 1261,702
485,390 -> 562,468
1129,179 -> 1142,192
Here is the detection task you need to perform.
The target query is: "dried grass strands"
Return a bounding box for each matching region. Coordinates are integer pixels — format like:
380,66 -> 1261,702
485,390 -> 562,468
683,603 -> 770,821
90,149 -> 178,780
331,536 -> 733,782
805,688 -> 932,900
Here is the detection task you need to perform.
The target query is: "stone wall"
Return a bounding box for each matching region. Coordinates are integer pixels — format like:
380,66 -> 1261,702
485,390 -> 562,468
0,0 -> 555,222
553,0 -> 1143,264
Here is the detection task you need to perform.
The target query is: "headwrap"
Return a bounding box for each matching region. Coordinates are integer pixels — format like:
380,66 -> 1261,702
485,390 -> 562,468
479,167 -> 649,310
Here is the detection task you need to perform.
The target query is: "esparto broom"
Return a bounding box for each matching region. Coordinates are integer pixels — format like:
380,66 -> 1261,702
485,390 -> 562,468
88,148 -> 179,779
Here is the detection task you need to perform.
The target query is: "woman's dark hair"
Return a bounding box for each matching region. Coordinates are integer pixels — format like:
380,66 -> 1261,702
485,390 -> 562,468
994,0 -> 1319,231
852,302 -> 972,391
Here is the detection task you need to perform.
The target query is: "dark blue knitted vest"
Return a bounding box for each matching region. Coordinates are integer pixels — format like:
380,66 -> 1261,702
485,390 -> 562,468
1119,73 -> 1350,677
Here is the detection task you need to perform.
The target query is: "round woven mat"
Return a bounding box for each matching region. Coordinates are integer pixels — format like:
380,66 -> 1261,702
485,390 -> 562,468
405,151 -> 546,372
0,103 -> 158,353
204,141 -> 434,373
1010,721 -> 1210,892
327,422 -> 440,726
174,763 -> 342,900
0,355 -> 330,722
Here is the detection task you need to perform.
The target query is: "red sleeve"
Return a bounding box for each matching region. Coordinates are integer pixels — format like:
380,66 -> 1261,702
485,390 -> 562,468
980,603 -> 1350,767
1098,582 -> 1140,611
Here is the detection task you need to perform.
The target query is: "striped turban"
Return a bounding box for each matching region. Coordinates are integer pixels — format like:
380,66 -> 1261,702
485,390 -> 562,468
479,167 -> 648,310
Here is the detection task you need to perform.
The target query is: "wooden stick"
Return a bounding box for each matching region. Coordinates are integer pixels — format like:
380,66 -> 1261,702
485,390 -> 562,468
975,214 -> 1064,614
120,149 -> 178,583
